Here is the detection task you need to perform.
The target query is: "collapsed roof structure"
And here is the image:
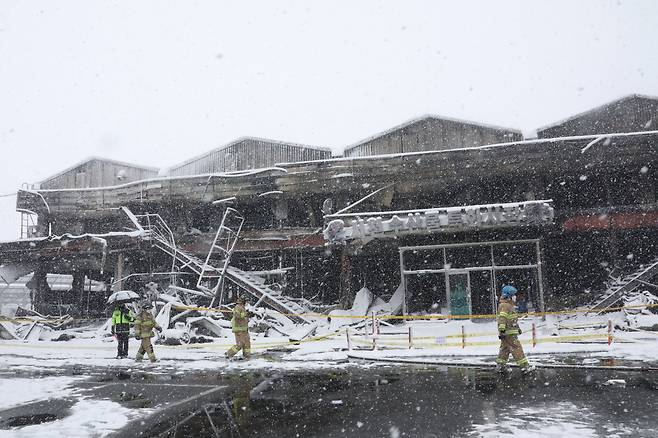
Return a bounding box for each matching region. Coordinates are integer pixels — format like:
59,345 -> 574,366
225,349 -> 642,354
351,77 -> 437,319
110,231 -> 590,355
1,95 -> 656,325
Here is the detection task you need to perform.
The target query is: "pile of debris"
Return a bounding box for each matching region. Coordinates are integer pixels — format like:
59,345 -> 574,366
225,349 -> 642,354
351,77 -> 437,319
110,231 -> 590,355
0,307 -> 75,341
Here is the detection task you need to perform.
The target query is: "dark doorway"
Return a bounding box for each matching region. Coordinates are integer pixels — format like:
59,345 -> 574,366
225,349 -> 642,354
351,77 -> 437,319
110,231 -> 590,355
470,270 -> 494,315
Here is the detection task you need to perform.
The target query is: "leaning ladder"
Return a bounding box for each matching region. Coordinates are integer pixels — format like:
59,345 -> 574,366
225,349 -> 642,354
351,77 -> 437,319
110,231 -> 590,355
197,207 -> 244,305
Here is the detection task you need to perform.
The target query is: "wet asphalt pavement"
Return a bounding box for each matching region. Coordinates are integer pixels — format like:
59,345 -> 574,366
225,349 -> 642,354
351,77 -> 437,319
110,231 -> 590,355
2,362 -> 658,437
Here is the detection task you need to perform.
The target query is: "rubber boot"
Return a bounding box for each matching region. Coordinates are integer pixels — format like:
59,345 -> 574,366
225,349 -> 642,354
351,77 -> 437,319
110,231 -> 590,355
225,347 -> 238,360
522,364 -> 536,374
135,353 -> 144,362
148,353 -> 157,363
494,363 -> 509,373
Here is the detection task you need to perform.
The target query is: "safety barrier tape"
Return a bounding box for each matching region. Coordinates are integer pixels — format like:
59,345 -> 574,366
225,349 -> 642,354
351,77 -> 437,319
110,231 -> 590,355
0,328 -> 348,352
352,325 -> 611,340
0,330 -> 610,354
350,332 -> 609,349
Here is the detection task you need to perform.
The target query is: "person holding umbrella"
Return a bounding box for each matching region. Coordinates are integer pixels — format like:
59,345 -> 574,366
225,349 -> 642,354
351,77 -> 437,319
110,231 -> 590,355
107,290 -> 140,359
111,303 -> 134,359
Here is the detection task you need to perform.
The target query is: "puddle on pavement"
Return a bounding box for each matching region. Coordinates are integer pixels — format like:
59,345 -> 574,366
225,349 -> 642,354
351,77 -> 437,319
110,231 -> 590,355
4,413 -> 59,427
130,366 -> 658,437
0,398 -> 74,430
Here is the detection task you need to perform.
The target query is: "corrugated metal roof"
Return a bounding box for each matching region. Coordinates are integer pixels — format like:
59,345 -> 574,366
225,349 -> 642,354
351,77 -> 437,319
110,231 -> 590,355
344,114 -> 522,153
535,94 -> 658,134
169,136 -> 332,172
39,156 -> 160,185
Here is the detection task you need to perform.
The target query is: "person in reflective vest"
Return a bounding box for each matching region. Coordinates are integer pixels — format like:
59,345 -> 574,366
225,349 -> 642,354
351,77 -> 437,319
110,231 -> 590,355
496,285 -> 534,373
111,303 -> 134,359
225,295 -> 251,360
134,302 -> 162,362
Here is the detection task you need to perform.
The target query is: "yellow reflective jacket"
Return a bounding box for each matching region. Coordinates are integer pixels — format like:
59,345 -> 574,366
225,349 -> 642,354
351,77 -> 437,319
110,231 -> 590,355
111,308 -> 134,325
134,311 -> 161,339
497,298 -> 520,336
111,308 -> 134,334
231,304 -> 249,333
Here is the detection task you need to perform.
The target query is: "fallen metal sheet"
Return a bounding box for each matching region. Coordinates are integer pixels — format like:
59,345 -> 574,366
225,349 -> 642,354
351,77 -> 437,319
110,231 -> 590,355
0,321 -> 19,340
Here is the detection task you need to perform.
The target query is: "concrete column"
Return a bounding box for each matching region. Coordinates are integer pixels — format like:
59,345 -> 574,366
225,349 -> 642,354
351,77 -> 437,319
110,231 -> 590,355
115,253 -> 124,291
339,247 -> 354,309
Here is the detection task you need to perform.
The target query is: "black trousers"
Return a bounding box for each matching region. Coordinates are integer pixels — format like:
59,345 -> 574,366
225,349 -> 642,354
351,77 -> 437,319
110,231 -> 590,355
117,332 -> 129,357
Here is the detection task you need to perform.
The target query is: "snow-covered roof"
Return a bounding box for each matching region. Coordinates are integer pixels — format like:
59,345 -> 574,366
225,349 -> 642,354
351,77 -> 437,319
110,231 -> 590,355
536,94 -> 658,133
40,156 -> 159,185
344,114 -> 522,153
30,167 -> 288,193
170,136 -> 332,171
280,129 -> 658,166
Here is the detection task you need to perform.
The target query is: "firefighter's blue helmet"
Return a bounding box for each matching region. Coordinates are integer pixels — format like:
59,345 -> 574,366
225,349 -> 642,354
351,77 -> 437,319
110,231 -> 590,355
501,285 -> 518,298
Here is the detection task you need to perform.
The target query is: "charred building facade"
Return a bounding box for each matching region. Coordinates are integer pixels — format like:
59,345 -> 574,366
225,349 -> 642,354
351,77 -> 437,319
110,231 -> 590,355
3,95 -> 658,317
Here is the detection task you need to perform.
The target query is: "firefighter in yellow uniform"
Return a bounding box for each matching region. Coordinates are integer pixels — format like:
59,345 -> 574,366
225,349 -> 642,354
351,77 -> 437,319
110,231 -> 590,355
134,302 -> 162,363
225,296 -> 251,360
496,285 -> 534,373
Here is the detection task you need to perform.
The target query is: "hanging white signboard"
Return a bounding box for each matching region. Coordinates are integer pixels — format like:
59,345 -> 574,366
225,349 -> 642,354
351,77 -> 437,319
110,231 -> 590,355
323,200 -> 554,243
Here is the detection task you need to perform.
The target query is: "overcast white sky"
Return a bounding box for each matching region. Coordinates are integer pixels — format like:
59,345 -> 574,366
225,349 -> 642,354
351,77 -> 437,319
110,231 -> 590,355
1,0 -> 657,241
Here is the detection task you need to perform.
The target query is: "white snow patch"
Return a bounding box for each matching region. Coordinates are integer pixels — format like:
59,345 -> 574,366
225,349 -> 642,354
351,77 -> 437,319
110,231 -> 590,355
471,402 -> 598,437
0,376 -> 83,410
603,379 -> 626,387
5,399 -> 140,438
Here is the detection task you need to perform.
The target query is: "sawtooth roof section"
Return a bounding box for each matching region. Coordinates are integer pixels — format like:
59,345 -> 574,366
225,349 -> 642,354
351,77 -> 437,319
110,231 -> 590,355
39,156 -> 160,188
343,114 -> 523,157
168,136 -> 332,175
537,94 -> 658,139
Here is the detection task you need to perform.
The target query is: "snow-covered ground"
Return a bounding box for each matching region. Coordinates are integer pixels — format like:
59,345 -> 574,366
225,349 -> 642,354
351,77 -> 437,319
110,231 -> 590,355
2,399 -> 144,438
1,311 -> 657,372
0,375 -> 150,438
0,310 -> 656,437
0,376 -> 84,411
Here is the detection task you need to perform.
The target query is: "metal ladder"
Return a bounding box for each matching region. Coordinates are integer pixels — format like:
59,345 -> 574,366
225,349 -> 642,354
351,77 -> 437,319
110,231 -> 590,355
588,257 -> 658,314
197,208 -> 244,304
121,206 -> 313,324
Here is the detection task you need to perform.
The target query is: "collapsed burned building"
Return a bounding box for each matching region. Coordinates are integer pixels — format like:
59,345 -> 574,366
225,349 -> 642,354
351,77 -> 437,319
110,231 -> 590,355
2,94 -> 657,318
